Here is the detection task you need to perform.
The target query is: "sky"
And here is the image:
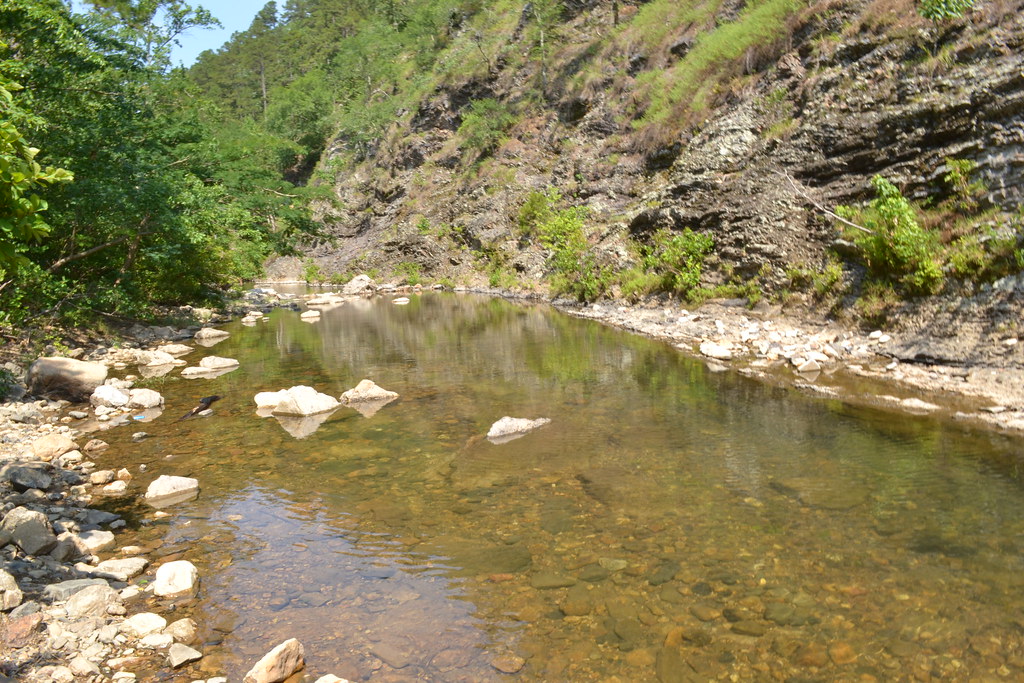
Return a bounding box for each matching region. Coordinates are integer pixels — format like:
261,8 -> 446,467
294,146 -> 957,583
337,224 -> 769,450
169,0 -> 269,67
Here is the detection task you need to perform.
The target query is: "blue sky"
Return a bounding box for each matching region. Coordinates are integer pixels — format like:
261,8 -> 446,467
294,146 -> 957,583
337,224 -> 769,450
169,0 -> 270,67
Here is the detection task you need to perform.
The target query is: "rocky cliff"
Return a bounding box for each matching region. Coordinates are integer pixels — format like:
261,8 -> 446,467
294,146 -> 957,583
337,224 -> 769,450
269,0 -> 1024,366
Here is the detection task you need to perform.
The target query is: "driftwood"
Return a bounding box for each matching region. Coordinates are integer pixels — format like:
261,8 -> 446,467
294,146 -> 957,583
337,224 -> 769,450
775,169 -> 874,235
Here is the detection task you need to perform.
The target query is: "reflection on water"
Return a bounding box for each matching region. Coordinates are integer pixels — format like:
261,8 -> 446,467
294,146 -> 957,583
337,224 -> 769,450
102,293 -> 1024,681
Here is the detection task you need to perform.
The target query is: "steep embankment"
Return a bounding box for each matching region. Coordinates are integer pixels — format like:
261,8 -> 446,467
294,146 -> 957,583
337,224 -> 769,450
269,0 -> 1024,367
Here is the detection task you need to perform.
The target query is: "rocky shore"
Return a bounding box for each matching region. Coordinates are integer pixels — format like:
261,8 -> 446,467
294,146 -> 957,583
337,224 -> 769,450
2,280 -> 1023,681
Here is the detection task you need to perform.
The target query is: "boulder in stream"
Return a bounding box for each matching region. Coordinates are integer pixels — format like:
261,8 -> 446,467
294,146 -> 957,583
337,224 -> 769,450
486,416 -> 551,444
145,475 -> 199,508
267,386 -> 340,417
244,638 -> 305,683
26,357 -> 108,401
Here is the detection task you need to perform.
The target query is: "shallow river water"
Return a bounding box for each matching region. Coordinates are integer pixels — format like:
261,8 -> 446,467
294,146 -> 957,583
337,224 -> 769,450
98,293 -> 1024,681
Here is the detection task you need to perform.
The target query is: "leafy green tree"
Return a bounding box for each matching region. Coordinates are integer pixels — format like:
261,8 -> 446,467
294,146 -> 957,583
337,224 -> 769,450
918,0 -> 974,21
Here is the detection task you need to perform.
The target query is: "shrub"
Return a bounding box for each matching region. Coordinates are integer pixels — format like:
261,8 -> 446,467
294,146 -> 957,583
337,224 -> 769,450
837,175 -> 943,295
918,0 -> 974,21
302,259 -> 323,284
395,261 -> 422,285
458,98 -> 517,155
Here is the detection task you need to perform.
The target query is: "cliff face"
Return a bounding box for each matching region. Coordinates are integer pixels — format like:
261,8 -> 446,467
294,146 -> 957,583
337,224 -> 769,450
271,0 -> 1024,363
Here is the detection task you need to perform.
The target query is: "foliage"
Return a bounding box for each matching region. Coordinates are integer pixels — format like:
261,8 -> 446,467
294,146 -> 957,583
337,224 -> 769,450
0,367 -> 17,401
457,98 -> 517,156
517,187 -> 562,238
837,175 -> 943,295
943,157 -> 984,212
395,261 -> 422,285
0,78 -> 73,277
918,0 -> 974,21
786,256 -> 844,298
302,258 -> 322,283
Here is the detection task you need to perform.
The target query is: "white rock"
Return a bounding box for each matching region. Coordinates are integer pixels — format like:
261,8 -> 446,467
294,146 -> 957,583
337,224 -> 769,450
103,480 -> 129,494
392,297 -> 410,305
153,560 -> 199,598
254,390 -> 289,410
313,676 -> 351,683
199,356 -> 239,369
65,584 -> 121,618
145,475 -> 199,508
341,274 -> 374,295
143,350 -> 177,367
340,379 -> 399,404
76,530 -> 115,554
168,643 -> 203,668
868,330 -> 883,339
121,612 -> 167,638
157,343 -> 193,357
139,633 -> 174,649
270,386 -> 340,417
299,310 -> 321,319
699,341 -> 733,361
901,398 -> 940,412
31,433 -> 78,461
127,388 -> 164,409
0,568 -> 23,610
796,359 -> 821,374
87,557 -> 148,581
486,416 -> 551,444
163,618 -> 198,644
194,328 -> 229,340
91,384 -> 130,408
243,638 -> 305,683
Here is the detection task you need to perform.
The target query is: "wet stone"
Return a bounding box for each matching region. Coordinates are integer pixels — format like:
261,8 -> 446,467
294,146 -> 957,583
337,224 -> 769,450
689,604 -> 720,622
690,581 -> 713,596
372,643 -> 410,669
491,654 -> 525,674
613,617 -> 645,649
648,561 -> 680,586
530,572 -> 577,589
731,620 -> 768,637
578,564 -> 611,582
560,584 -> 594,616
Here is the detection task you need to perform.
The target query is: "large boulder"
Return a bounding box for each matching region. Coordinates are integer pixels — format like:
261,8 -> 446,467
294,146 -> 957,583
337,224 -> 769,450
30,433 -> 78,461
244,638 -> 305,683
1,463 -> 52,492
269,386 -> 340,417
81,557 -> 148,581
199,356 -> 239,370
26,357 -> 107,401
194,327 -> 229,341
1,507 -> 58,555
153,560 -> 199,598
145,475 -> 199,508
121,612 -> 167,638
91,384 -> 130,408
64,583 -> 121,618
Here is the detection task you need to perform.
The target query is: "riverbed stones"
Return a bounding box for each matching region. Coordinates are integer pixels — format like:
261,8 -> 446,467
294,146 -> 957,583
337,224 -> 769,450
486,416 -> 551,443
2,506 -> 58,555
1,568 -> 23,610
145,475 -> 199,508
698,341 -> 733,360
243,638 -> 305,683
269,385 -> 340,416
27,357 -> 108,400
86,557 -> 148,581
31,433 -> 79,461
164,617 -> 198,644
127,388 -> 164,409
153,560 -> 199,598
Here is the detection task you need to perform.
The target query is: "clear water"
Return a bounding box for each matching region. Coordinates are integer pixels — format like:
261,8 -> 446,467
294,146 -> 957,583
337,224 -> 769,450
98,293 -> 1024,681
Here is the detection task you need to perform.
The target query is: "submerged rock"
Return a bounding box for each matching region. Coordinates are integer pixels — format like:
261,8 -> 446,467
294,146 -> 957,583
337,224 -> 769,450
194,327 -> 229,341
153,560 -> 199,598
486,416 -> 551,444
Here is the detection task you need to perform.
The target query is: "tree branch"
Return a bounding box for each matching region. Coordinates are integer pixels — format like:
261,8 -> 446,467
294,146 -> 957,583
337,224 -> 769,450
775,169 -> 874,235
46,230 -> 153,273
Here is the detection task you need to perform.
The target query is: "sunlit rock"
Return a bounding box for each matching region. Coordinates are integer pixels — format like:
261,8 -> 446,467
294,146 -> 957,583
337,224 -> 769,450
199,356 -> 239,369
341,273 -> 374,295
127,388 -> 164,409
255,390 -> 289,411
27,357 -> 108,401
153,560 -> 199,598
145,475 -> 199,508
1,507 -> 58,555
121,612 -> 167,638
91,384 -> 130,408
31,433 -> 78,462
299,310 -> 321,322
270,386 -> 340,416
157,343 -> 193,357
194,327 -> 229,341
486,416 -> 551,444
698,341 -> 733,361
340,379 -> 398,404
244,638 -> 305,683
392,297 -> 410,305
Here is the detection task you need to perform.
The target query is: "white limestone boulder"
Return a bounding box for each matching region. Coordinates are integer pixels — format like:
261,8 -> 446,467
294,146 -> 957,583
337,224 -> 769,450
270,386 -> 340,417
31,433 -> 78,462
127,388 -> 164,409
342,274 -> 374,295
199,356 -> 239,370
90,384 -> 130,408
340,379 -> 398,404
145,475 -> 199,508
153,560 -> 199,598
194,327 -> 229,341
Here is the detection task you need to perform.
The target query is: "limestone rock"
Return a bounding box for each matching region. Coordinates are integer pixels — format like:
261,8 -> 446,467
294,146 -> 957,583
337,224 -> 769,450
121,612 -> 167,638
341,274 -> 374,295
127,388 -> 164,409
299,310 -> 321,320
76,529 -> 115,554
168,643 -> 203,668
699,341 -> 733,361
44,579 -> 109,602
340,379 -> 398,404
157,343 -> 193,357
145,475 -> 199,508
31,433 -> 79,461
270,386 -> 340,417
164,618 -> 198,644
86,557 -> 149,581
0,568 -> 23,610
199,356 -> 240,369
27,357 -> 108,400
244,638 -> 305,683
486,416 -> 551,444
153,560 -> 199,598
1,507 -> 58,555
91,384 -> 130,408
254,390 -> 289,410
65,584 -> 121,618
194,327 -> 229,341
